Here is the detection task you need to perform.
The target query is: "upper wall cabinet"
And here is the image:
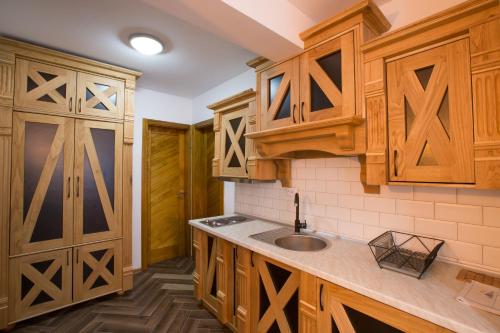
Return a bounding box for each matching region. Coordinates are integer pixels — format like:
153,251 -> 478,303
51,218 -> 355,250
248,2 -> 390,159
363,0 -> 500,188
14,59 -> 124,120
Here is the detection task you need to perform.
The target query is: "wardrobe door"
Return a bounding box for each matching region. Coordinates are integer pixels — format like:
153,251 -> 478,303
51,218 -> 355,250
14,59 -> 76,115
74,120 -> 123,244
9,249 -> 72,322
73,240 -> 122,302
10,112 -> 74,255
76,73 -> 124,120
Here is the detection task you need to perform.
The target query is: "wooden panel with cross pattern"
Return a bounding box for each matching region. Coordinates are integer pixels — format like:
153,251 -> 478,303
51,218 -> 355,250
76,73 -> 124,120
221,108 -> 248,177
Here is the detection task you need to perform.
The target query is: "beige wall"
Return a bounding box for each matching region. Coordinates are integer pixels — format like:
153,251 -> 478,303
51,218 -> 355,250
235,158 -> 500,274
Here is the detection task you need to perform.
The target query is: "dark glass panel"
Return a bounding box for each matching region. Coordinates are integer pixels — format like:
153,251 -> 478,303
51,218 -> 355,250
268,321 -> 281,333
50,267 -> 62,289
106,256 -> 114,275
273,87 -> 291,120
229,117 -> 242,133
30,151 -> 64,243
259,276 -> 270,320
83,261 -> 92,283
38,71 -> 57,82
283,289 -> 299,333
109,93 -> 117,106
417,141 -> 438,166
94,102 -> 109,111
317,51 -> 342,92
90,249 -> 107,261
86,88 -> 95,101
31,290 -> 54,306
225,132 -> 231,156
415,65 -> 434,90
31,259 -> 54,274
83,150 -> 109,235
266,262 -> 291,291
268,74 -> 284,107
37,94 -> 56,103
55,84 -> 67,98
344,305 -> 404,333
311,76 -> 334,112
95,83 -> 110,92
21,275 -> 34,300
210,268 -> 217,297
404,96 -> 415,140
90,128 -> 115,209
27,77 -> 39,92
24,122 -> 58,221
91,276 -> 108,289
331,316 -> 340,333
228,154 -> 241,168
437,88 -> 450,139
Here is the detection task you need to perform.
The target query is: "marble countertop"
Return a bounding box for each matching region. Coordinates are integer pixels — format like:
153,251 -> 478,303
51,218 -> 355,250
189,216 -> 500,333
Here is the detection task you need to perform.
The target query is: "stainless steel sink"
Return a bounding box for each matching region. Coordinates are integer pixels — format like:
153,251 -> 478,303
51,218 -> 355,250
274,234 -> 328,251
250,227 -> 330,252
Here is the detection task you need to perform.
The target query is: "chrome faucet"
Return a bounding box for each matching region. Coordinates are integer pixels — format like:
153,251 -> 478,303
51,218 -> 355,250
294,193 -> 307,233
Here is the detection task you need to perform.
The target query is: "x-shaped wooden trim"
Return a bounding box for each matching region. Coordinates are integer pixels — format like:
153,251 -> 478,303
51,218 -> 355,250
205,237 -> 217,296
20,259 -> 62,308
85,82 -> 117,112
257,260 -> 300,333
82,249 -> 115,290
309,57 -> 342,110
267,72 -> 291,122
223,116 -> 246,168
26,68 -> 67,104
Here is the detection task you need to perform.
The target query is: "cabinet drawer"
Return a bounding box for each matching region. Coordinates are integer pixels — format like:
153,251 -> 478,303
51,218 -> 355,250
76,73 -> 124,120
73,240 -> 122,302
9,249 -> 72,322
14,59 -> 76,115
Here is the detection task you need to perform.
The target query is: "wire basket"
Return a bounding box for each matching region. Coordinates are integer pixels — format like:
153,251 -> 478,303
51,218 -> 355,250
368,231 -> 444,279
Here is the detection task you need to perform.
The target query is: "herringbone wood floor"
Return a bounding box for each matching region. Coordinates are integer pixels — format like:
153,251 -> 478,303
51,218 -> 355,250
12,257 -> 231,333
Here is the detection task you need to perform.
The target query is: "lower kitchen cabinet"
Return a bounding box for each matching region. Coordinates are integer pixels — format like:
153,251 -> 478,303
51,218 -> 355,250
317,279 -> 452,333
201,231 -> 219,316
73,240 -> 122,302
9,248 -> 72,322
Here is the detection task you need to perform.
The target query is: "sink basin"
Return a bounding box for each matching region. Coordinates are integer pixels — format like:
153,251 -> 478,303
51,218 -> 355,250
274,234 -> 328,252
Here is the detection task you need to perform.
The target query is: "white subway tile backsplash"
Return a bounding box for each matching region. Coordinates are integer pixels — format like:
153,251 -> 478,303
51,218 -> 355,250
435,203 -> 482,225
235,156 -> 500,275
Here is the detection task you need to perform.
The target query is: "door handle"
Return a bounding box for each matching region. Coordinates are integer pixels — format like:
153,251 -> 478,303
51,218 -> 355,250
176,191 -> 185,198
394,150 -> 398,177
78,98 -> 82,113
292,104 -> 297,123
69,97 -> 73,112
300,101 -> 305,122
245,158 -> 248,174
319,283 -> 324,311
76,176 -> 80,197
67,177 -> 71,198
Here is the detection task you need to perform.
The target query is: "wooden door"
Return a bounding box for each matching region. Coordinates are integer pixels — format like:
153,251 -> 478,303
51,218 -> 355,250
143,124 -> 187,265
14,59 -> 76,115
221,108 -> 248,177
202,232 -> 219,316
74,120 -> 123,244
317,279 -> 452,332
10,112 -> 74,255
259,58 -> 300,130
300,32 -> 355,122
73,240 -> 122,302
251,253 -> 300,333
387,39 -> 474,183
9,249 -> 72,322
76,73 -> 124,120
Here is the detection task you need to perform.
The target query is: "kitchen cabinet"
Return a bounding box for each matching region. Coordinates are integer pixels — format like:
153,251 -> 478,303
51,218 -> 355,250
76,73 -> 124,120
317,279 -> 452,332
209,89 -> 291,186
363,0 -> 500,189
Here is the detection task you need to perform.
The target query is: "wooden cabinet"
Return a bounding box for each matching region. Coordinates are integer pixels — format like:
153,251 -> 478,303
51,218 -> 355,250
201,231 -> 219,316
74,120 -> 123,244
387,39 -> 474,183
73,240 -> 122,302
9,248 -> 72,322
76,73 -> 124,119
210,90 -> 291,186
250,253 -> 300,333
317,279 -> 452,333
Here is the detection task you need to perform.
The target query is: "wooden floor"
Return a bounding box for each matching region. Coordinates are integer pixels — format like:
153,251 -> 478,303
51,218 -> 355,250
12,257 -> 231,333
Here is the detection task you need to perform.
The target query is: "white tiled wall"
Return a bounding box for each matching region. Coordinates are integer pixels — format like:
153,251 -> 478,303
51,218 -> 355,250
235,157 -> 500,274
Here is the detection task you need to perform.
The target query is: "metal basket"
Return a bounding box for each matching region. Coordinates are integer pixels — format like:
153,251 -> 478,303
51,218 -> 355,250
368,231 -> 444,279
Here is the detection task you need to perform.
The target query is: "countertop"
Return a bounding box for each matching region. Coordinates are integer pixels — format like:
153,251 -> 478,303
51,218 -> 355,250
189,216 -> 500,333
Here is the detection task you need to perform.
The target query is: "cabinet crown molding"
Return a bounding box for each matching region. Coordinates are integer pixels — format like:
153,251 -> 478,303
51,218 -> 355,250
207,89 -> 255,112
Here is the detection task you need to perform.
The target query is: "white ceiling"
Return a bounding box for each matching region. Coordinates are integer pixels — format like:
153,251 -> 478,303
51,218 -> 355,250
0,0 -> 256,98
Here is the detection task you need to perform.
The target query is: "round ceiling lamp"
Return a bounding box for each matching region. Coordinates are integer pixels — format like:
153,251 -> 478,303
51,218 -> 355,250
129,34 -> 163,55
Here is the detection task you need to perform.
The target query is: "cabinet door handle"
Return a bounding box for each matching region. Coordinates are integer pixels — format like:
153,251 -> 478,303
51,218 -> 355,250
300,101 -> 305,122
251,252 -> 254,267
66,250 -> 69,266
245,158 -> 248,174
69,97 -> 73,112
292,104 -> 297,123
67,177 -> 71,198
76,176 -> 80,197
76,249 -> 79,264
78,98 -> 82,113
394,150 -> 398,177
319,283 -> 324,311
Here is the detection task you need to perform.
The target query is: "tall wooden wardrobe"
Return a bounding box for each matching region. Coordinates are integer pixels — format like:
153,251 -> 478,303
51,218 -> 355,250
0,37 -> 140,328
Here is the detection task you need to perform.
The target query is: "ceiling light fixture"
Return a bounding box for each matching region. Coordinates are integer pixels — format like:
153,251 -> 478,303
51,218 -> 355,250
129,34 -> 163,55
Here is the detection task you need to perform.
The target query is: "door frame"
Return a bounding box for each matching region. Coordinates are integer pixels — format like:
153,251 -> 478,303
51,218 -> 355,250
141,119 -> 190,270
